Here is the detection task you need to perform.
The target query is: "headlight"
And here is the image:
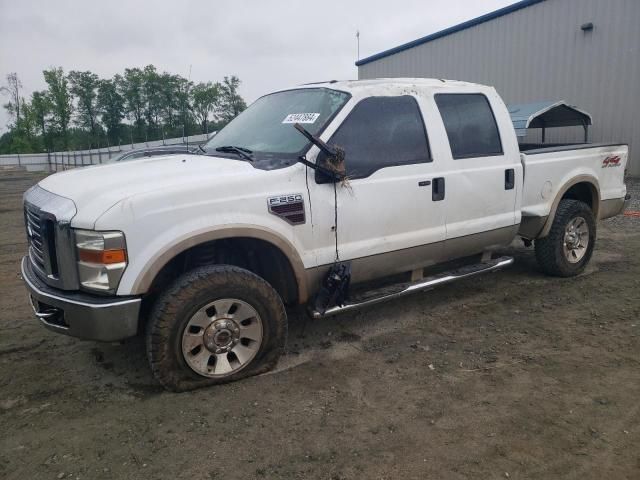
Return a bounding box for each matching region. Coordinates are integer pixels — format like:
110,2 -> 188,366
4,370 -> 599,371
75,229 -> 127,293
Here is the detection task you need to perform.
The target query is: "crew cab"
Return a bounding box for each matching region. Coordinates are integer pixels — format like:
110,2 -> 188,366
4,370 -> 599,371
21,79 -> 629,391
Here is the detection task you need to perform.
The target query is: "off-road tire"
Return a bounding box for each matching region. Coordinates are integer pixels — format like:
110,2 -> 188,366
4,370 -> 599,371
146,265 -> 287,392
535,199 -> 596,277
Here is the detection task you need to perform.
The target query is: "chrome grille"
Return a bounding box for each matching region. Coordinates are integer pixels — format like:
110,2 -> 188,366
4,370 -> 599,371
25,203 -> 48,274
23,185 -> 78,290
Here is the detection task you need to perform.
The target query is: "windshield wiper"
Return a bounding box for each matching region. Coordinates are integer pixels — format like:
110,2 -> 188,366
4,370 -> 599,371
215,145 -> 254,162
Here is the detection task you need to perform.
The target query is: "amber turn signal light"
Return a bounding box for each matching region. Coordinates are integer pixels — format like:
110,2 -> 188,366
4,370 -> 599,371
78,248 -> 127,264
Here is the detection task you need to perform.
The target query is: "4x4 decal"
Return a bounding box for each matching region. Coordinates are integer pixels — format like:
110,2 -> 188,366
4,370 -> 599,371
602,155 -> 621,168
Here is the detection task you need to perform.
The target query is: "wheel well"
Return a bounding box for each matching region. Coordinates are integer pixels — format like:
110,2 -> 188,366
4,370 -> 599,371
538,180 -> 600,239
147,237 -> 299,306
561,182 -> 597,211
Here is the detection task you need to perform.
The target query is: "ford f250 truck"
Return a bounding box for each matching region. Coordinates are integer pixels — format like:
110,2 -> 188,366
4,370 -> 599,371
21,79 -> 630,391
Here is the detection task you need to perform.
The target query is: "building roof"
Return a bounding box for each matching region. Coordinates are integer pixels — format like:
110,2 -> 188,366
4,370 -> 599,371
508,101 -> 593,137
355,0 -> 546,67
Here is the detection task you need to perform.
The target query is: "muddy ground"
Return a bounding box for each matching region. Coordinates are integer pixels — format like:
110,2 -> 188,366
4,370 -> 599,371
1,170 -> 639,480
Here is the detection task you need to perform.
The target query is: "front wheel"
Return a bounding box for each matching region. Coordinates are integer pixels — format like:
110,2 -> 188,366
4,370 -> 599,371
534,199 -> 596,277
146,265 -> 287,391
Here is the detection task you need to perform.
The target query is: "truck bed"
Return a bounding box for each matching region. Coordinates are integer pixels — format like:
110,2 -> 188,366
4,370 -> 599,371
519,143 -> 628,237
519,142 -> 621,153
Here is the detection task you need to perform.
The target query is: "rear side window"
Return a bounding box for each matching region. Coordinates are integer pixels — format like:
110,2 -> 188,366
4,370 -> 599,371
323,95 -> 430,179
435,94 -> 503,159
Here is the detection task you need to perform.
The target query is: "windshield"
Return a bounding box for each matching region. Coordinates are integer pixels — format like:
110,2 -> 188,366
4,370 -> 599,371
201,88 -> 350,163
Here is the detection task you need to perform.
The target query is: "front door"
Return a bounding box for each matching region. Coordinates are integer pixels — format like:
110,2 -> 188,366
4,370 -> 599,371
309,95 -> 447,283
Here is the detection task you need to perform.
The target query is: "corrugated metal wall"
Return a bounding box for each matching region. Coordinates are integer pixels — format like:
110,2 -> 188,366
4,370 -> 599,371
358,0 -> 640,176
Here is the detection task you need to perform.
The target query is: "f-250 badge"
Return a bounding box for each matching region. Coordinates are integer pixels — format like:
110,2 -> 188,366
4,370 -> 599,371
268,194 -> 303,206
267,194 -> 306,225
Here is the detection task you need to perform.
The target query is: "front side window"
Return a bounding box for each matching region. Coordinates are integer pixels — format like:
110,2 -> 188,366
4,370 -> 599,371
322,95 -> 430,180
435,93 -> 503,159
202,88 -> 350,163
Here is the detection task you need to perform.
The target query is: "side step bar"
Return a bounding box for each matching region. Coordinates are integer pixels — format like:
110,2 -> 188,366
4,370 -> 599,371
310,256 -> 514,319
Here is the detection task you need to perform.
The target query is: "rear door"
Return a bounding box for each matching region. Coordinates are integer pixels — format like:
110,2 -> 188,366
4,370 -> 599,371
309,95 -> 447,282
433,92 -> 521,255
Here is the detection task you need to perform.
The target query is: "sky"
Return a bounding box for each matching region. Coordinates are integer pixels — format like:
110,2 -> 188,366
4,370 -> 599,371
0,0 -> 514,132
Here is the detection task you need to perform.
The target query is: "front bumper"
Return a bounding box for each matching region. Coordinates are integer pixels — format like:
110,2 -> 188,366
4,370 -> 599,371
21,256 -> 141,341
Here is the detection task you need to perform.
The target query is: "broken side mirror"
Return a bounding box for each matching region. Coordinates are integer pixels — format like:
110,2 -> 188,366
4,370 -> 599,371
292,123 -> 346,184
315,148 -> 346,184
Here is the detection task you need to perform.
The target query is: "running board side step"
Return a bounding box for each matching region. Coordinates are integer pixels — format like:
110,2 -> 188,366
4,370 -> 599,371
310,256 -> 514,319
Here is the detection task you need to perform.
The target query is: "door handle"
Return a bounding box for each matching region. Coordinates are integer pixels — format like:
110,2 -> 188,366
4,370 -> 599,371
505,168 -> 515,190
418,180 -> 431,187
432,177 -> 445,201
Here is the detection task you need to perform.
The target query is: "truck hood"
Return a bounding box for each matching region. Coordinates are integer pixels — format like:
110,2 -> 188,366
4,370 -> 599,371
38,154 -> 257,228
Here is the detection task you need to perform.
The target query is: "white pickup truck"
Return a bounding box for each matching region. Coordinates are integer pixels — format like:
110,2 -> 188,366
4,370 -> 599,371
22,78 -> 629,391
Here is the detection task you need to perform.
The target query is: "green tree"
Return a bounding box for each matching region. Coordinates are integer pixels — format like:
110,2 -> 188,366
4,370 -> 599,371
191,81 -> 220,134
158,73 -> 177,131
19,99 -> 40,145
218,76 -> 246,125
1,97 -> 40,153
97,76 -> 125,144
122,67 -> 145,139
68,70 -> 100,146
175,75 -> 193,137
0,72 -> 22,128
0,66 -> 246,154
142,65 -> 163,137
159,73 -> 191,134
43,67 -> 73,150
30,91 -> 52,151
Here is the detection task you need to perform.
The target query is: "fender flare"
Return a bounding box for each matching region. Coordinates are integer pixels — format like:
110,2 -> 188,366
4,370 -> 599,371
130,225 -> 309,303
538,175 -> 600,238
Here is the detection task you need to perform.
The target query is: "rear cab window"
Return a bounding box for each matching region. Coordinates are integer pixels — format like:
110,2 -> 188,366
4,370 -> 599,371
434,93 -> 503,159
320,95 -> 431,180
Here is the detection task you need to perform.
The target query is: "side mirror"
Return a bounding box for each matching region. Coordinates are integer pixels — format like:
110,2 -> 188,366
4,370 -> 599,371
315,148 -> 346,184
292,123 -> 346,184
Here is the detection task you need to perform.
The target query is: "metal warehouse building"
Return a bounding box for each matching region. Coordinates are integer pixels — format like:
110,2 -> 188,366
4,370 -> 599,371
356,0 -> 640,176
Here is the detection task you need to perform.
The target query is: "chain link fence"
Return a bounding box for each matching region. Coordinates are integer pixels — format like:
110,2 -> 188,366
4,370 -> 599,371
0,133 -> 211,172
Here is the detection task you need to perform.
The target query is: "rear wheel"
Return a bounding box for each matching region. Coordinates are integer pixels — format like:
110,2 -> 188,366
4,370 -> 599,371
146,265 -> 287,391
535,199 -> 596,277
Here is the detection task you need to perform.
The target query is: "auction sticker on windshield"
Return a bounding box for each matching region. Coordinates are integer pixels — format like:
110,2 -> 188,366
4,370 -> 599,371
282,113 -> 320,124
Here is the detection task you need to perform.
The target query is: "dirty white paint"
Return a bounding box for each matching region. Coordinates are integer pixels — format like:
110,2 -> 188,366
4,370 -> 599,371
32,79 -> 628,298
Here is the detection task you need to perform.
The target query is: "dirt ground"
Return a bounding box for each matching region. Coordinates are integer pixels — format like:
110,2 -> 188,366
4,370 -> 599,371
1,170 -> 639,480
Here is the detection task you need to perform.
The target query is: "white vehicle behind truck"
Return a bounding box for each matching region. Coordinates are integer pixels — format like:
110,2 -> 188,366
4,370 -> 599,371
22,79 -> 630,391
